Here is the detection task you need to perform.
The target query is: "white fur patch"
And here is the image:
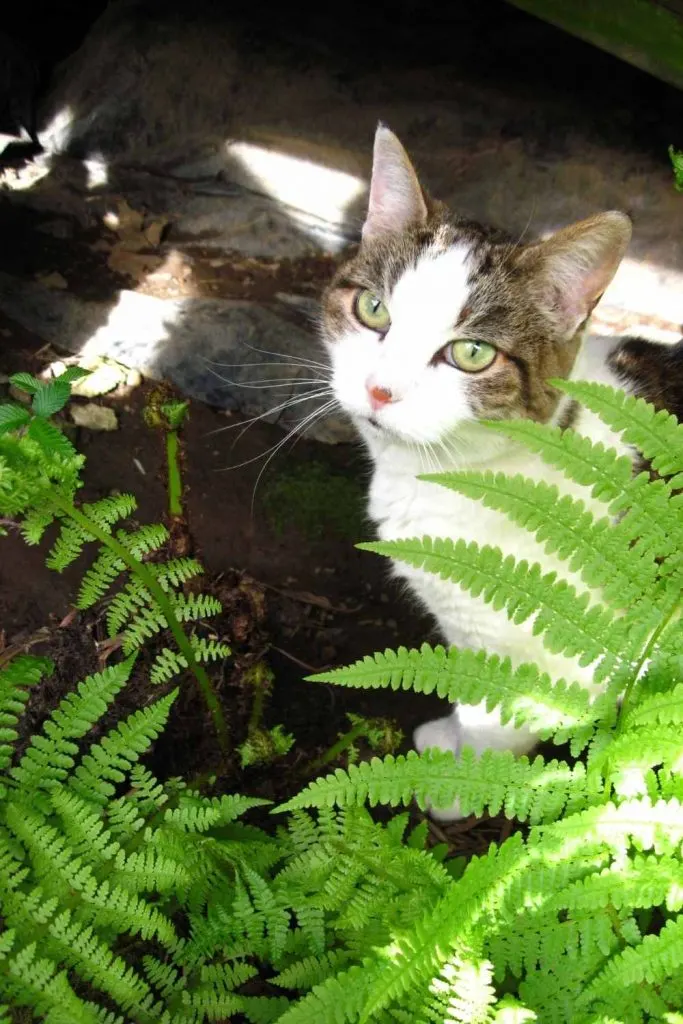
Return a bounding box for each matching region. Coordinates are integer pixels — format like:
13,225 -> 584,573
327,243 -> 476,444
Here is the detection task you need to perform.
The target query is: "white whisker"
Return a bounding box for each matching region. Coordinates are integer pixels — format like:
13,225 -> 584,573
209,387 -> 333,437
206,369 -> 328,390
249,398 -> 338,512
225,338 -> 330,371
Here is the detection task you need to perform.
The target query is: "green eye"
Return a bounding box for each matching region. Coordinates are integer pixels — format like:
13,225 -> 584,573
446,339 -> 497,372
355,290 -> 391,332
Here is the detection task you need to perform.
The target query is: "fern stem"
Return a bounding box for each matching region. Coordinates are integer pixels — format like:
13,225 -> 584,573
617,596 -> 681,727
166,429 -> 183,518
52,494 -> 229,755
311,719 -> 370,771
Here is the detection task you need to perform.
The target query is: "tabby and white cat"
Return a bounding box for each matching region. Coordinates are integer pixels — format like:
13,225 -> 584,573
321,124 -> 683,820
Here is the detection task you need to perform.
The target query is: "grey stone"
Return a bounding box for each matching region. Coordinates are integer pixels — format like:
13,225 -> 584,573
3,0 -> 681,446
30,2 -> 683,318
0,272 -> 349,443
71,403 -> 118,432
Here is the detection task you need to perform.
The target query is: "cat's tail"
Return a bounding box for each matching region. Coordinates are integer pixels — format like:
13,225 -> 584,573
608,335 -> 683,422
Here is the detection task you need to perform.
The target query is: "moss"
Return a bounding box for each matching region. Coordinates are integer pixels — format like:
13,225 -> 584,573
261,460 -> 365,540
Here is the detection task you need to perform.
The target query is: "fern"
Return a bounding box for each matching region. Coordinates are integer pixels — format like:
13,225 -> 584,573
282,748 -> 591,824
0,370 -> 227,748
284,381 -> 683,1022
5,364 -> 683,1022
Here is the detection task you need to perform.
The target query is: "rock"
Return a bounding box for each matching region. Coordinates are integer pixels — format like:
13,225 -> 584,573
4,0 -> 681,443
71,403 -> 118,431
28,1 -> 683,313
0,31 -> 39,148
36,271 -> 68,290
0,271 -> 352,443
36,219 -> 74,239
70,359 -> 129,398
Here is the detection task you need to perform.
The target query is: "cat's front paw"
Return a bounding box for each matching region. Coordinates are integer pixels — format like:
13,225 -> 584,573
413,715 -> 460,756
413,714 -> 466,822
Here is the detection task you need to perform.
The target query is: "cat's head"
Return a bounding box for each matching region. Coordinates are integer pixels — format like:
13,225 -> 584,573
322,125 -> 631,446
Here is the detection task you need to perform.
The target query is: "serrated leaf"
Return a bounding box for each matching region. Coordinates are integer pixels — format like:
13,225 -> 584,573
57,366 -> 91,384
27,416 -> 77,458
32,380 -> 72,418
0,404 -> 30,434
8,372 -> 40,394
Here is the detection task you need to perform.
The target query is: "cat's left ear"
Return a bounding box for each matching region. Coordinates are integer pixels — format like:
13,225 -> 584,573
520,212 -> 632,338
362,124 -> 429,241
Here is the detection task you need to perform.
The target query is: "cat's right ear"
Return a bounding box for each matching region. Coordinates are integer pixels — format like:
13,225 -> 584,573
519,211 -> 632,339
362,124 -> 428,241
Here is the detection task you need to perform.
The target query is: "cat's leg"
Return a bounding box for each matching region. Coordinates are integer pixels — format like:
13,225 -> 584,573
456,700 -> 536,758
413,701 -> 536,822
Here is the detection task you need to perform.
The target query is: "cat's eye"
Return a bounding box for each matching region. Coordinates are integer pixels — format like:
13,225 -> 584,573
355,289 -> 391,332
445,339 -> 497,373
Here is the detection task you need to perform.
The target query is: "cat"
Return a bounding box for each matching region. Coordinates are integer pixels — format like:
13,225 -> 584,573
321,123 -> 683,820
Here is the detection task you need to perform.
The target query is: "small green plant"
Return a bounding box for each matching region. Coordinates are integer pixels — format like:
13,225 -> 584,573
670,144 -> 683,191
312,712 -> 404,771
279,381 -> 683,1022
238,662 -> 295,768
0,370 -> 228,750
261,462 -> 364,540
144,391 -> 190,520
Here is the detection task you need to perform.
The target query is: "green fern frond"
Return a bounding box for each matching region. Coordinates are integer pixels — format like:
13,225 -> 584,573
20,505 -> 57,545
121,593 -> 221,656
580,914 -> 683,1008
539,797 -> 683,858
273,962 -> 381,1024
47,518 -> 95,571
119,523 -> 169,558
70,690 -> 178,804
106,578 -> 151,637
484,419 -> 681,560
164,794 -> 270,833
173,592 -> 223,623
151,557 -> 205,589
272,949 -> 351,990
548,855 -> 683,917
358,537 -> 626,672
554,379 -> 683,477
150,638 -> 230,685
82,495 -> 137,529
142,955 -> 184,1000
421,470 -> 658,608
0,655 -> 53,773
280,748 -> 590,824
11,659 -> 134,793
309,644 -> 594,743
425,953 -> 498,1024
620,681 -> 683,731
46,910 -> 155,1017
77,549 -> 127,608
242,864 -> 291,960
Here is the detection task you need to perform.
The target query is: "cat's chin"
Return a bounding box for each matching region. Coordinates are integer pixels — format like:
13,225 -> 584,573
357,414 -> 425,446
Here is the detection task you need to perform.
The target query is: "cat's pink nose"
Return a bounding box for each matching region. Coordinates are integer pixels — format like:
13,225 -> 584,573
367,383 -> 395,411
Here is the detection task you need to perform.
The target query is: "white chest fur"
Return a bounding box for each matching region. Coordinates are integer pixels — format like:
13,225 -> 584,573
361,339 -> 629,692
